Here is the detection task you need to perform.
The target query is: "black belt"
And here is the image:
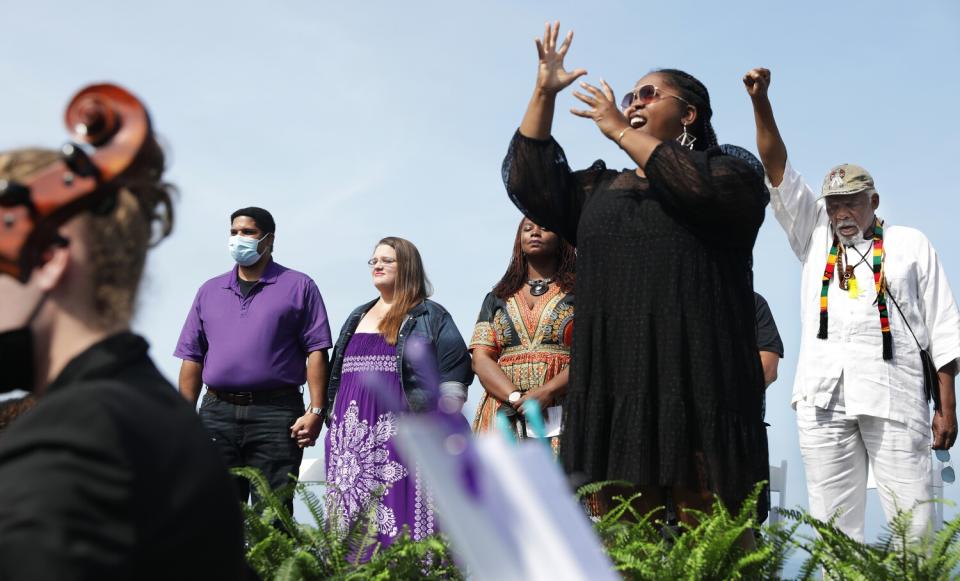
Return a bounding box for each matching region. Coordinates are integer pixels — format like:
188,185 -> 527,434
207,386 -> 300,406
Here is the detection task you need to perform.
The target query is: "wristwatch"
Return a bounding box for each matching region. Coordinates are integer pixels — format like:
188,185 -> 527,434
508,391 -> 522,404
308,407 -> 324,416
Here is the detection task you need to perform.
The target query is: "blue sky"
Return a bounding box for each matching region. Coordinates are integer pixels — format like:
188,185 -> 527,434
3,0 -> 960,563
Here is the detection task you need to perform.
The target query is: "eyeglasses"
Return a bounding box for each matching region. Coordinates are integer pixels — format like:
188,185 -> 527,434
619,84 -> 691,110
936,449 -> 955,484
367,257 -> 397,268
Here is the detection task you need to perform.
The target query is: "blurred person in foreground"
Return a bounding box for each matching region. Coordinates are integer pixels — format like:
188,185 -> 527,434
0,85 -> 247,579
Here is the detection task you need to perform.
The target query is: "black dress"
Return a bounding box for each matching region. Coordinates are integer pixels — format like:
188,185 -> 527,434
503,131 -> 769,518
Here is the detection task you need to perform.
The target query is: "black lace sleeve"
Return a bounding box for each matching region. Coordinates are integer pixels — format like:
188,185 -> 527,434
502,130 -> 608,246
645,141 -> 767,247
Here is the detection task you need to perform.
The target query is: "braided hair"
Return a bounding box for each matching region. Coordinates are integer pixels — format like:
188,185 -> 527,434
655,68 -> 719,151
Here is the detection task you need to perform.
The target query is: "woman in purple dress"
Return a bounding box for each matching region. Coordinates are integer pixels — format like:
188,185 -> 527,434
323,237 -> 473,552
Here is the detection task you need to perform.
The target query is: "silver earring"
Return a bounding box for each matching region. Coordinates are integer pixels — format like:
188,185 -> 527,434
677,123 -> 696,150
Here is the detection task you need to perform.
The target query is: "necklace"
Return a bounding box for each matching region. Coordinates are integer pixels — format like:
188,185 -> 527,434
526,278 -> 553,297
838,241 -> 873,291
818,218 -> 892,360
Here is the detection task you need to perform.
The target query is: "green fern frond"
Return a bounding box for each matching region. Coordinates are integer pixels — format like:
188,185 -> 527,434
575,479 -> 634,499
234,464 -> 960,580
233,467 -> 302,541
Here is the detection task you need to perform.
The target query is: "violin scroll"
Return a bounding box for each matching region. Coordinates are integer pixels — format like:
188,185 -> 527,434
0,83 -> 155,281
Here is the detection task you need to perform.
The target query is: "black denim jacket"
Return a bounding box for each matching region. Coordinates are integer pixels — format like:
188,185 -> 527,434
325,298 -> 473,416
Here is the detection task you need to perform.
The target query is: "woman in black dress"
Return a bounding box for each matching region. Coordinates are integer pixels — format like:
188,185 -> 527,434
503,22 -> 769,522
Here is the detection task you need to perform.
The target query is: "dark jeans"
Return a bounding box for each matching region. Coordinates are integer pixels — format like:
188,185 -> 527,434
199,389 -> 304,514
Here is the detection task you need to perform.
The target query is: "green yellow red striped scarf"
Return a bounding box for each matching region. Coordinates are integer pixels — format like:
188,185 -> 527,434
817,218 -> 892,360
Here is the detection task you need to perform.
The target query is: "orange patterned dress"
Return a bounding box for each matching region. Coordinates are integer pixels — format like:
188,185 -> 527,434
470,286 -> 574,454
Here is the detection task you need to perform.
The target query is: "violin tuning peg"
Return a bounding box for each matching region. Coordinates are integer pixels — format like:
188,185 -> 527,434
60,143 -> 100,180
0,180 -> 32,207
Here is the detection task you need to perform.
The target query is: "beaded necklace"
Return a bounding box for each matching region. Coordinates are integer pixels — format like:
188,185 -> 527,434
817,218 -> 891,360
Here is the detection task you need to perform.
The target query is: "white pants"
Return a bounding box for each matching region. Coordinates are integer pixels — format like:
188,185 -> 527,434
797,401 -> 933,542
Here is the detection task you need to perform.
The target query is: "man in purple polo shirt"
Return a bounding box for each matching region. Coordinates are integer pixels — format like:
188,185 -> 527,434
174,207 -> 332,510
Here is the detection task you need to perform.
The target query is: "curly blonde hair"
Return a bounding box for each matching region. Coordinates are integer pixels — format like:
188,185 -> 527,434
0,143 -> 175,329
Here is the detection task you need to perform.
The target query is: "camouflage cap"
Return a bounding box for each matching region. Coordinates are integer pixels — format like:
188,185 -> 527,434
821,163 -> 877,198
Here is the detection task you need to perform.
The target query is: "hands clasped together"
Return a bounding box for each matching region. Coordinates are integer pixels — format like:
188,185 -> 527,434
291,413 -> 322,448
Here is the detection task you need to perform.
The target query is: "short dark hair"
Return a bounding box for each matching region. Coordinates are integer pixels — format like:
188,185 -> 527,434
230,207 -> 275,234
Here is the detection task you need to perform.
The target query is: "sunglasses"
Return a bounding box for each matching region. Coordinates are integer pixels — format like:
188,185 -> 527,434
620,84 -> 691,110
936,449 -> 955,484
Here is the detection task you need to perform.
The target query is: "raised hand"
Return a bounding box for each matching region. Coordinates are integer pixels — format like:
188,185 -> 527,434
535,21 -> 587,95
744,66 -> 786,186
570,79 -> 629,141
743,67 -> 771,99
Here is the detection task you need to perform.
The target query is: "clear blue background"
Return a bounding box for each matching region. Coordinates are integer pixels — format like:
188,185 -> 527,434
3,0 -> 958,573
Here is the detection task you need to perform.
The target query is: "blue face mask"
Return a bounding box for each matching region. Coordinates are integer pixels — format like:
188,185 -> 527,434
228,234 -> 268,267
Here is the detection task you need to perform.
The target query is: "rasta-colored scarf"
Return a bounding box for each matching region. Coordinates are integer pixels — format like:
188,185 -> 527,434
817,218 -> 892,360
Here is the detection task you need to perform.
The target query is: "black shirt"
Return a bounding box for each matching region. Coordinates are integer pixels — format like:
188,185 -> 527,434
754,292 -> 785,357
237,276 -> 258,298
0,333 -> 247,580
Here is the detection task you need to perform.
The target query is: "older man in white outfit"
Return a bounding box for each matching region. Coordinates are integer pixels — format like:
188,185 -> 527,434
743,67 -> 960,541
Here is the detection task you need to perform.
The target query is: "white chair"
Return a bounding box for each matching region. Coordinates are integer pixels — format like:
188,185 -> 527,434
768,460 -> 787,525
299,457 -> 324,482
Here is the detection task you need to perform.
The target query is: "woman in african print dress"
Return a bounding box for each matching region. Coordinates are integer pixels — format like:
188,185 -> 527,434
472,217 -> 575,452
323,237 -> 473,554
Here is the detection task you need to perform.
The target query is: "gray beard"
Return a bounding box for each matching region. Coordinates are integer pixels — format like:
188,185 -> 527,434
838,233 -> 863,247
